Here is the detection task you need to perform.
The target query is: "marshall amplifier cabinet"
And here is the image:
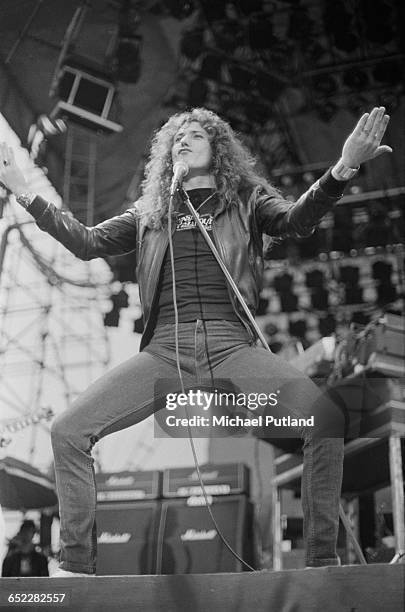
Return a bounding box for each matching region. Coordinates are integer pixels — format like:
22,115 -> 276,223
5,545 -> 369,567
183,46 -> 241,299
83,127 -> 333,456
96,501 -> 160,575
358,314 -> 405,377
155,495 -> 254,574
162,463 -> 250,498
96,470 -> 162,503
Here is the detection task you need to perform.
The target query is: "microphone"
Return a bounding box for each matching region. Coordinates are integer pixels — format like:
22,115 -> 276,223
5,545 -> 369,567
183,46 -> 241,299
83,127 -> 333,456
170,161 -> 189,196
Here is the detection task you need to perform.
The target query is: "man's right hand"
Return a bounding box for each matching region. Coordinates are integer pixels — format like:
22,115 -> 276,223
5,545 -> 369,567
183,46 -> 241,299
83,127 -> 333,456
0,142 -> 30,196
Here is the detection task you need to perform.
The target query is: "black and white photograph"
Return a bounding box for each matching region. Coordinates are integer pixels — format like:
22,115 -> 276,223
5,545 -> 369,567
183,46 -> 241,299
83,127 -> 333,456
0,1 -> 404,610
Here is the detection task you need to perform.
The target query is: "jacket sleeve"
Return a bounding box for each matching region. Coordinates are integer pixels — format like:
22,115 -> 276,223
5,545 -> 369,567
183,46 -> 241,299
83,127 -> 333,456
26,196 -> 138,260
255,168 -> 348,237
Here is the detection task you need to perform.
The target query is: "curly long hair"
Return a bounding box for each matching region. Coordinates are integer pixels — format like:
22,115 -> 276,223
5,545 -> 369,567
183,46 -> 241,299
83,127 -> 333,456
136,107 -> 279,228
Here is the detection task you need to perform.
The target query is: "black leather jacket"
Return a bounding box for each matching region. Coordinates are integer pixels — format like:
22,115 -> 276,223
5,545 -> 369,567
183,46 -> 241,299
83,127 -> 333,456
27,169 -> 346,350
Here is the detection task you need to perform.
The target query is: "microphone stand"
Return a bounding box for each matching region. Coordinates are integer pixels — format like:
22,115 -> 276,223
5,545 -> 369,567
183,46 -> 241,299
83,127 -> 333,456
179,187 -> 271,351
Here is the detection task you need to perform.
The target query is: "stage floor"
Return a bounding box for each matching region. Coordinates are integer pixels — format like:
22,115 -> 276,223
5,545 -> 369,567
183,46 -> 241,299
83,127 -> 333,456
0,564 -> 404,611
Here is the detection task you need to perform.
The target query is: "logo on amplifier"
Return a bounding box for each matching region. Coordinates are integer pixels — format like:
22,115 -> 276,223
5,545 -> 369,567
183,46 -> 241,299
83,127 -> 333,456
188,470 -> 219,481
105,476 -> 135,487
98,531 -> 132,544
180,529 -> 217,541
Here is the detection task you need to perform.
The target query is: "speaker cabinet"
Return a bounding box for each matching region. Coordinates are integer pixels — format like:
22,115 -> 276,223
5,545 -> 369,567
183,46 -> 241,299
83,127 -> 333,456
156,495 -> 254,574
96,501 -> 160,575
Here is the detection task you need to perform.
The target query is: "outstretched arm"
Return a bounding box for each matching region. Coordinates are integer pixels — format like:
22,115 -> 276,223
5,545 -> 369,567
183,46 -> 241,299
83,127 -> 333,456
257,106 -> 392,237
331,106 -> 391,179
0,143 -> 137,260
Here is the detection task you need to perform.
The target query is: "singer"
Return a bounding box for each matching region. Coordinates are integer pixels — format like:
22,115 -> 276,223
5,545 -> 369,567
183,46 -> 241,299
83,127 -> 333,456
0,106 -> 391,575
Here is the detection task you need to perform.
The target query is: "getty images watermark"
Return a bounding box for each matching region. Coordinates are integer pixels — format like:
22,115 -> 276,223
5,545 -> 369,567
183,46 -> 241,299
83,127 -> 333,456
153,383 -> 316,438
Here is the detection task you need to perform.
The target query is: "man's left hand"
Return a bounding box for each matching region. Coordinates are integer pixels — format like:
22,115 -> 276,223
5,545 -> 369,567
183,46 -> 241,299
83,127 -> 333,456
341,106 -> 392,168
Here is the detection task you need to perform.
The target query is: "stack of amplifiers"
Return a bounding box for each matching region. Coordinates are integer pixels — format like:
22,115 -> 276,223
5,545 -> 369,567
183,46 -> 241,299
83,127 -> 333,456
95,470 -> 161,575
95,464 -> 254,575
158,463 -> 254,574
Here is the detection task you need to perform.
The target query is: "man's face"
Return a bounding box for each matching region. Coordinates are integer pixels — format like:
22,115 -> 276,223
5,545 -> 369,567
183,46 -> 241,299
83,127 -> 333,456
171,121 -> 213,175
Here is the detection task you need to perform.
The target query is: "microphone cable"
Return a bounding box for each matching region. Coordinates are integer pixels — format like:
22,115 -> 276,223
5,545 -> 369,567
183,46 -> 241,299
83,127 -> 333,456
167,192 -> 256,572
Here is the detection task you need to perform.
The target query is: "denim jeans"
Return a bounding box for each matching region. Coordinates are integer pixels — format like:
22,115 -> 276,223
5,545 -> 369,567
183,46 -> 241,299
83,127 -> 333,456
51,319 -> 344,572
